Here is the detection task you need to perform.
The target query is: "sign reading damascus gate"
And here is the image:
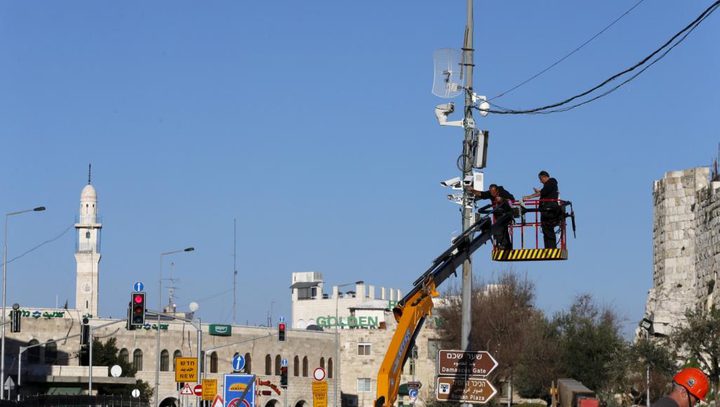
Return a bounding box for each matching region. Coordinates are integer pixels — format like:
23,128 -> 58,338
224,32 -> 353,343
437,350 -> 498,377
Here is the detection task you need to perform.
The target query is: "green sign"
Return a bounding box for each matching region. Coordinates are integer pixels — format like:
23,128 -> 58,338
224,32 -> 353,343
209,324 -> 232,336
316,316 -> 379,329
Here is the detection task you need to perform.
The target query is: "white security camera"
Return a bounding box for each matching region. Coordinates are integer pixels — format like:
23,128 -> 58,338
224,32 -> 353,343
434,103 -> 463,127
440,176 -> 462,188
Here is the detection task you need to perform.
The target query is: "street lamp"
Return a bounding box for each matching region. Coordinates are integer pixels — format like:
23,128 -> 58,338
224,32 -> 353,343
335,280 -> 363,407
155,247 -> 194,407
1,206 -> 45,400
640,317 -> 654,406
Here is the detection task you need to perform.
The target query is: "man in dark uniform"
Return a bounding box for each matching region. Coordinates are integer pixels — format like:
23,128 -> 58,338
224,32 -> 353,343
651,368 -> 708,407
468,184 -> 514,250
523,171 -> 561,248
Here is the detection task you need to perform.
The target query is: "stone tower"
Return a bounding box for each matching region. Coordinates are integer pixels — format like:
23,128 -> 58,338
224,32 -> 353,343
644,167 -> 710,336
75,178 -> 102,317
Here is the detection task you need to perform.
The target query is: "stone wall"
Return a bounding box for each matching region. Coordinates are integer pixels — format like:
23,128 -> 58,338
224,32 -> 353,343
644,167 -> 720,336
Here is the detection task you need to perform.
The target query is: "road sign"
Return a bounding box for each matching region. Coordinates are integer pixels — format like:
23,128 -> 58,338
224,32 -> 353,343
180,383 -> 194,395
131,389 -> 140,398
409,388 -> 419,402
175,357 -> 198,382
435,377 -> 497,404
212,395 -> 225,407
281,358 -> 288,367
313,367 -> 326,381
312,380 -> 328,407
203,378 -> 218,401
224,373 -> 256,407
437,350 -> 498,377
232,354 -> 246,371
133,281 -> 144,292
4,376 -> 15,390
193,385 -> 203,396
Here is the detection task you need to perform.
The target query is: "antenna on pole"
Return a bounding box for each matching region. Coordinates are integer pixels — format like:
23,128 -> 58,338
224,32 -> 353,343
233,218 -> 238,325
88,164 -> 92,185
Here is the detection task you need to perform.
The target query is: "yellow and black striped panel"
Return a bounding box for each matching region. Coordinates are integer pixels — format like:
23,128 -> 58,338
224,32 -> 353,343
492,248 -> 568,262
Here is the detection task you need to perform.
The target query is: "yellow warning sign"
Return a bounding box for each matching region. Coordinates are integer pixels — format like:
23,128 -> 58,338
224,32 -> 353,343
312,381 -> 328,407
174,357 -> 198,382
202,378 -> 217,401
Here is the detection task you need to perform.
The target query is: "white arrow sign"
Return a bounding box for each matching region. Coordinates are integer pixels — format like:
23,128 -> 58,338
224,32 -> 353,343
4,376 -> 15,390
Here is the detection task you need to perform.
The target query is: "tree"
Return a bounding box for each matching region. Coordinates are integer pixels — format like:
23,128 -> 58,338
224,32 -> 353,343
551,294 -> 626,398
91,337 -> 153,400
514,314 -> 561,400
626,336 -> 676,405
436,273 -> 539,399
672,305 -> 720,405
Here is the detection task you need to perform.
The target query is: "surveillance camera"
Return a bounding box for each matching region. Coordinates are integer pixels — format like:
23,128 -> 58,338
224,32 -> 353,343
440,176 -> 462,188
435,103 -> 463,127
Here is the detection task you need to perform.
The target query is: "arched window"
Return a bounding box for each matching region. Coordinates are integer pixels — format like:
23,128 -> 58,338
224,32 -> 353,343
320,357 -> 325,370
160,350 -> 169,371
293,356 -> 299,377
210,352 -> 218,373
173,350 -> 182,371
119,348 -> 129,363
328,358 -> 333,378
265,354 -> 272,375
133,349 -> 143,371
274,355 -> 281,375
245,353 -> 252,373
302,356 -> 308,377
45,341 -> 58,364
28,340 -> 40,363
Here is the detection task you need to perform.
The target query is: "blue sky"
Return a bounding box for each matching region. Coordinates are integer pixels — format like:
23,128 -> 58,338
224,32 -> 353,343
1,1 -> 717,337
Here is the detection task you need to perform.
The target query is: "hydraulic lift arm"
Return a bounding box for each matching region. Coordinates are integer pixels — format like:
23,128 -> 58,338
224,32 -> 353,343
374,212 -> 511,407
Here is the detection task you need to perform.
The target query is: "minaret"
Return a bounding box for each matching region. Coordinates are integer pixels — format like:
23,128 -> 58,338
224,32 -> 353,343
75,166 -> 102,316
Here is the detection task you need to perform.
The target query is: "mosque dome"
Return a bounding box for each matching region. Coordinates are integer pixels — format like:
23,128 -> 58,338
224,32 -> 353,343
81,184 -> 97,202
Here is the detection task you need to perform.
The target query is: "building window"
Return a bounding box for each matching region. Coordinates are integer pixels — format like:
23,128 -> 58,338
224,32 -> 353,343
357,378 -> 372,392
427,339 -> 440,359
173,350 -> 182,371
358,343 -> 371,356
296,286 -> 317,300
160,350 -> 169,371
294,356 -> 300,377
120,348 -> 129,364
245,353 -> 252,373
210,352 -> 218,373
275,355 -> 281,375
328,358 -> 333,378
320,357 -> 325,369
265,354 -> 272,375
133,349 -> 143,371
45,341 -> 58,364
302,356 -> 308,377
28,340 -> 40,363
408,358 -> 416,376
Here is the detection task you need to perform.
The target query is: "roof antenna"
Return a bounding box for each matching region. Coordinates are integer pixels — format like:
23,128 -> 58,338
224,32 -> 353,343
88,163 -> 92,185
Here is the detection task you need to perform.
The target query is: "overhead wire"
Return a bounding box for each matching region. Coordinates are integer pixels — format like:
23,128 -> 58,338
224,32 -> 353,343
480,0 -> 720,115
489,0 -> 646,101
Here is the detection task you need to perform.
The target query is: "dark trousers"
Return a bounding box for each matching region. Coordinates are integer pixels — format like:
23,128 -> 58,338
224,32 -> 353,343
540,204 -> 561,249
493,213 -> 512,250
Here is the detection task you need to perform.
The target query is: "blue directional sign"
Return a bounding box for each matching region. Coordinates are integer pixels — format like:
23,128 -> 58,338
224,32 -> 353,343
232,354 -> 245,372
281,358 -> 288,367
409,388 -> 419,400
133,282 -> 144,292
224,373 -> 255,407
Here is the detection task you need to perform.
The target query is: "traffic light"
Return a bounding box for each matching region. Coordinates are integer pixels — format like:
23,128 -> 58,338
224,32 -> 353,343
80,317 -> 90,366
10,305 -> 21,333
280,366 -> 288,388
126,302 -> 136,330
278,322 -> 286,341
131,292 -> 146,327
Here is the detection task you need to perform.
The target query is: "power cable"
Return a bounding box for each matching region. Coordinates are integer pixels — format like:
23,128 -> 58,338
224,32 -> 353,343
7,224 -> 74,264
490,0 -> 646,101
480,0 -> 719,115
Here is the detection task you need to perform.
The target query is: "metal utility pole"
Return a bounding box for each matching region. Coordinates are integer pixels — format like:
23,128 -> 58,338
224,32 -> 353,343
460,0 -> 475,357
233,218 -> 238,325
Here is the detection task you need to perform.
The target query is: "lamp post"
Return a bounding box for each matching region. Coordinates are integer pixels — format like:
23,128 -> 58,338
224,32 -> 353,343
155,247 -> 194,407
334,280 -> 363,407
640,318 -> 654,406
1,206 -> 45,400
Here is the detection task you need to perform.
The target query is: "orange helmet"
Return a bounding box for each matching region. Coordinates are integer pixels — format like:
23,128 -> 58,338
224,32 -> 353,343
674,367 -> 710,401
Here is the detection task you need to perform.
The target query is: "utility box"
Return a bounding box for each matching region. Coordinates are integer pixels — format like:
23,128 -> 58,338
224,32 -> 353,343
557,379 -> 595,407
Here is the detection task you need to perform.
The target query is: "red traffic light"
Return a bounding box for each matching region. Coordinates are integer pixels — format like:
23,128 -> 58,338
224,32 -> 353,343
134,294 -> 144,304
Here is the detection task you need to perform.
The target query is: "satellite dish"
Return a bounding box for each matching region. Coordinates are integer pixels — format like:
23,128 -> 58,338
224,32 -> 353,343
110,365 -> 122,378
432,48 -> 463,98
189,302 -> 199,312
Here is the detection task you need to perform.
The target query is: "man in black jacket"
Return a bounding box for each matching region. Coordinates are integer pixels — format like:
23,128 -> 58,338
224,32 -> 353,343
523,170 -> 561,248
468,184 -> 514,250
